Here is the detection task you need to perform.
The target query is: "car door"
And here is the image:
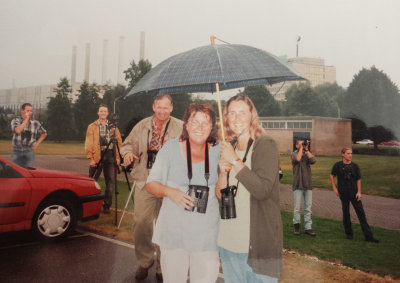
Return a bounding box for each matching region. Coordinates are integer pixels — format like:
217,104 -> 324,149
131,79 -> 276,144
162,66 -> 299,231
0,160 -> 31,225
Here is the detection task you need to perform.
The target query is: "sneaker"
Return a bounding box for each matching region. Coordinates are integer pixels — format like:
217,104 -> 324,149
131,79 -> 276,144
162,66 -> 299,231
135,260 -> 154,280
102,207 -> 110,214
346,234 -> 353,240
305,229 -> 316,237
294,224 -> 300,235
366,237 -> 379,243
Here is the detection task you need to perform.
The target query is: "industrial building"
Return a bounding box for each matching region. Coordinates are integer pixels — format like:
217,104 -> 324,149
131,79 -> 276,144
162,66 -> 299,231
260,116 -> 351,156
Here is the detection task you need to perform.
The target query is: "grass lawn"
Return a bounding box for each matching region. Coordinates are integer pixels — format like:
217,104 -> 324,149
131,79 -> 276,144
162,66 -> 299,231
281,210 -> 400,279
280,154 -> 400,199
0,140 -> 85,155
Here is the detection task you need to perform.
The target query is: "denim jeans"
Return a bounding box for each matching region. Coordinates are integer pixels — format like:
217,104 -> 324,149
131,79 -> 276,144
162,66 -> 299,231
293,189 -> 313,230
219,247 -> 278,283
11,147 -> 34,168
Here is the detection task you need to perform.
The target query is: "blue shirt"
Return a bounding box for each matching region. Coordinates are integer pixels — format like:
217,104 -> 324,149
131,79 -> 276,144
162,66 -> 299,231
147,138 -> 220,252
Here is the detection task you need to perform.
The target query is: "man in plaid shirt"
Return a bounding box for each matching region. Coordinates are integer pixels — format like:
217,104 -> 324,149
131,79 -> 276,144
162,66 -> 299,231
10,103 -> 47,168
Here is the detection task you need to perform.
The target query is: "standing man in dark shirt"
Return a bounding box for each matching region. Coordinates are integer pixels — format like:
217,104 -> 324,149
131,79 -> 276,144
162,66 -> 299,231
291,139 -> 316,236
330,148 -> 379,243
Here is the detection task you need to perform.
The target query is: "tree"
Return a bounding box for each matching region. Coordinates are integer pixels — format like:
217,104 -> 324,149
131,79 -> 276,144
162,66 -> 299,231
369,125 -> 395,151
124,59 -> 152,89
241,85 -> 281,116
46,78 -> 74,141
170,93 -> 193,120
314,82 -> 346,118
350,117 -> 369,143
102,83 -> 127,114
0,107 -> 13,139
74,81 -> 101,139
283,83 -> 337,117
343,66 -> 400,139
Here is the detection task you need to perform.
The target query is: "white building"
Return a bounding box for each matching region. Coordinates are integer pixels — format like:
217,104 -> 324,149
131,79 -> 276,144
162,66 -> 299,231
268,57 -> 336,100
0,82 -> 82,113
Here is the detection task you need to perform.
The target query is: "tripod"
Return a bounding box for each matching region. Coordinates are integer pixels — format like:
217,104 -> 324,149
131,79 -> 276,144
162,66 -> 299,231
90,125 -> 134,225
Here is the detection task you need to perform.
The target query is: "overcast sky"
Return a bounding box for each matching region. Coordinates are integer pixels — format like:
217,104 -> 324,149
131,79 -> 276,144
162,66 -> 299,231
0,0 -> 399,91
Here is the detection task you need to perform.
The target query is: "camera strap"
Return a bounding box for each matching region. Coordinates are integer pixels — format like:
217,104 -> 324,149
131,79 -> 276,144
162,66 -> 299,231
227,138 -> 253,190
186,139 -> 210,187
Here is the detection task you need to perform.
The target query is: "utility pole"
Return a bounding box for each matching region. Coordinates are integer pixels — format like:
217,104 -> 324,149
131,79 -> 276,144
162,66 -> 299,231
296,35 -> 301,57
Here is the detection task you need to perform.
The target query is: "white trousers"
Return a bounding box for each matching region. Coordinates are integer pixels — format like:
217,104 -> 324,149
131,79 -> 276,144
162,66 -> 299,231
160,248 -> 220,283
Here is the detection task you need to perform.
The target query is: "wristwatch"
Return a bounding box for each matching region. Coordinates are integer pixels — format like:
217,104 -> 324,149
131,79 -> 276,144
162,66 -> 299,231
232,157 -> 241,166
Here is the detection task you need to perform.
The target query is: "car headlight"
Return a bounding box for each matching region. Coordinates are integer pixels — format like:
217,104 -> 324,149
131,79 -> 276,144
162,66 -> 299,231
94,181 -> 102,191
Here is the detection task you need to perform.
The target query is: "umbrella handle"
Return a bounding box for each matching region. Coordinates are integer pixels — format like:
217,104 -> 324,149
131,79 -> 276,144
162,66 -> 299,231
216,83 -> 225,141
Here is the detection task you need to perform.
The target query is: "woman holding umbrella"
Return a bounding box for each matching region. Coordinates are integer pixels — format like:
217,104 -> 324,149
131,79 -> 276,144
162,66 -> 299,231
146,102 -> 220,283
216,94 -> 283,282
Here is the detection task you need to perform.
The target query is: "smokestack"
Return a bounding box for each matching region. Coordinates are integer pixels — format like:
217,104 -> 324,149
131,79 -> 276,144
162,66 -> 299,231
140,31 -> 145,60
117,36 -> 124,84
84,43 -> 91,82
102,40 -> 108,84
71,46 -> 77,85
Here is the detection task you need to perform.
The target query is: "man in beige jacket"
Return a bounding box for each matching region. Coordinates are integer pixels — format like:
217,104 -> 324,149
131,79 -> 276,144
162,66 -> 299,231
120,95 -> 183,282
85,104 -> 122,213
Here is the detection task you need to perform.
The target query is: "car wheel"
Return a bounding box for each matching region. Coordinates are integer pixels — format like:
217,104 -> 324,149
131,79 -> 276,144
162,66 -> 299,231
32,198 -> 77,241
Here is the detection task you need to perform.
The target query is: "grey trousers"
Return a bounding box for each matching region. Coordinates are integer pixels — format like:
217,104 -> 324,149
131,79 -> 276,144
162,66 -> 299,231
133,183 -> 162,272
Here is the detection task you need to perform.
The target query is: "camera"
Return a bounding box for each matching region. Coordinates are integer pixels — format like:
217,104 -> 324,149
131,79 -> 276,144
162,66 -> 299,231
146,149 -> 158,169
220,185 -> 237,219
21,130 -> 31,142
109,114 -> 119,127
100,136 -> 108,147
185,185 -> 209,214
302,140 -> 310,147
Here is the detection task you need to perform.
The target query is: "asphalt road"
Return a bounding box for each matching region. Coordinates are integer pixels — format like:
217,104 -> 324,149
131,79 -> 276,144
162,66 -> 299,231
0,229 -> 224,283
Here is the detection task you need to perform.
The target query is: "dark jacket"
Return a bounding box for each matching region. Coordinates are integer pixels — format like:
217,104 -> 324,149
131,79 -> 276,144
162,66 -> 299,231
291,150 -> 316,190
236,135 -> 283,278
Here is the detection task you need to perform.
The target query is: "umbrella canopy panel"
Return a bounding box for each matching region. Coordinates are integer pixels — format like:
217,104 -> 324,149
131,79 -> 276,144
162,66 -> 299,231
127,44 -> 305,96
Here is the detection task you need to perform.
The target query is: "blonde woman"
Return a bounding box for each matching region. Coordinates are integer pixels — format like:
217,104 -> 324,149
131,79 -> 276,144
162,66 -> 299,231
216,94 -> 283,282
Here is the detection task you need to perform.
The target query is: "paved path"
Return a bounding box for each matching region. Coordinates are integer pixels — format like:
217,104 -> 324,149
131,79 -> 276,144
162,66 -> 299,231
5,154 -> 400,231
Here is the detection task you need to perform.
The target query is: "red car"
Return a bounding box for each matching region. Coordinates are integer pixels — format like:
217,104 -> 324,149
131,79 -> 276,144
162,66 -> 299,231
0,156 -> 103,240
379,140 -> 400,146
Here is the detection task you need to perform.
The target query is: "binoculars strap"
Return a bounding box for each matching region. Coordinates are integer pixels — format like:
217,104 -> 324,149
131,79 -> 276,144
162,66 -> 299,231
186,139 -> 210,187
227,138 -> 254,190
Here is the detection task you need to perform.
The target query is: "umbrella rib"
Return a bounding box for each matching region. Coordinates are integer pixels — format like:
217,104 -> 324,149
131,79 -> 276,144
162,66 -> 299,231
214,45 -> 225,84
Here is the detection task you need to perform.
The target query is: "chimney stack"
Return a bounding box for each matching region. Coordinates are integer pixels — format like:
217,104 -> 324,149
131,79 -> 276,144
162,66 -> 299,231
117,36 -> 124,84
84,43 -> 91,82
140,31 -> 145,60
102,40 -> 108,84
71,46 -> 77,85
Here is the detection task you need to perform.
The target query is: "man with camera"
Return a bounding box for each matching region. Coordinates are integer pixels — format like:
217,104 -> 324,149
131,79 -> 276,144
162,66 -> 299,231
11,103 -> 47,168
85,104 -> 122,214
120,94 -> 183,282
330,148 -> 379,243
292,139 -> 316,236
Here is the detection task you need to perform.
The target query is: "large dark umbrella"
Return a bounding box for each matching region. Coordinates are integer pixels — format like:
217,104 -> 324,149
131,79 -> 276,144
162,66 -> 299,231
126,38 -> 305,139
